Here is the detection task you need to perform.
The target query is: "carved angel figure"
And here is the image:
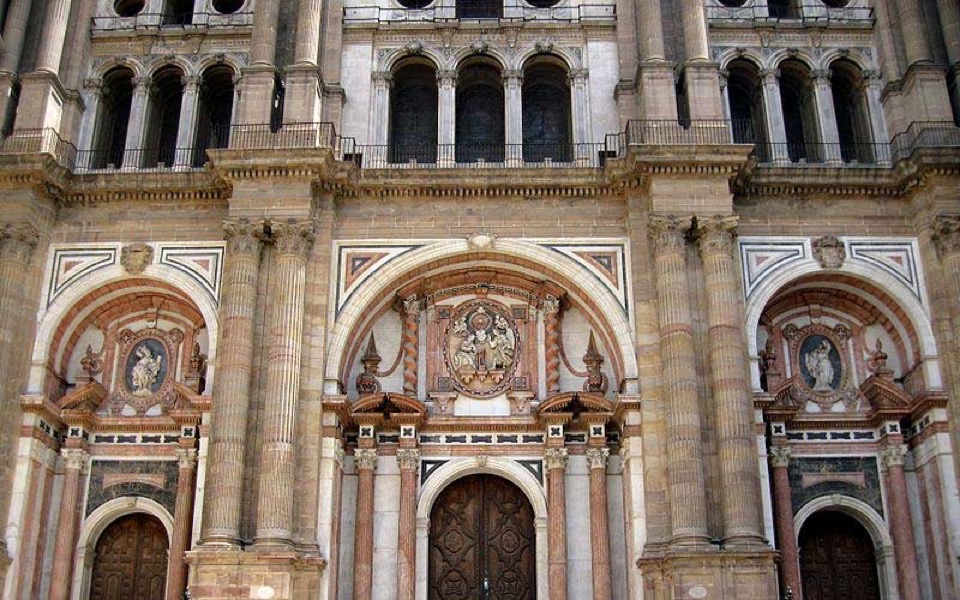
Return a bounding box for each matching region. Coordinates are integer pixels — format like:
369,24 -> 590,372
131,345 -> 163,396
804,340 -> 834,392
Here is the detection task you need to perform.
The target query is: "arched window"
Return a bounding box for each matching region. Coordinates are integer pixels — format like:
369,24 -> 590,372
194,64 -> 235,166
91,66 -> 134,169
522,59 -> 571,162
143,65 -> 185,167
389,61 -> 438,163
778,59 -> 821,163
161,0 -> 193,25
456,60 -> 504,162
830,60 -> 875,163
457,0 -> 502,19
768,0 -> 800,19
726,59 -> 765,151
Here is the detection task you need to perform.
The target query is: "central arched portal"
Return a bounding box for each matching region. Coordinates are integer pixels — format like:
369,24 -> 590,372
89,513 -> 169,600
798,511 -> 881,600
428,474 -> 536,600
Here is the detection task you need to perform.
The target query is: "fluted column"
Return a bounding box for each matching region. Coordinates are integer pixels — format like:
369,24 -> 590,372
811,70 -> 842,164
201,219 -> 265,546
294,0 -> 325,65
680,0 -> 709,62
697,216 -> 764,546
167,448 -> 198,600
353,448 -> 378,600
586,447 -> 612,600
935,217 -> 960,345
396,448 -> 420,600
649,216 -> 710,546
863,71 -> 891,164
880,444 -> 922,600
35,0 -> 73,74
250,0 -> 281,66
255,219 -> 317,546
936,0 -> 960,65
637,0 -> 665,61
760,69 -> 790,165
48,449 -> 89,600
0,0 -> 34,72
895,0 -> 933,66
768,446 -> 801,600
401,297 -> 420,397
543,296 -> 561,395
545,447 -> 568,600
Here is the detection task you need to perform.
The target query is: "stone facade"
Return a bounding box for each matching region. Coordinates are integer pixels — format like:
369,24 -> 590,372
0,1 -> 959,600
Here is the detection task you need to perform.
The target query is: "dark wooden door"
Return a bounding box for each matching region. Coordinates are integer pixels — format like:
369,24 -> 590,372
429,475 -> 535,600
90,513 -> 169,600
799,511 -> 881,600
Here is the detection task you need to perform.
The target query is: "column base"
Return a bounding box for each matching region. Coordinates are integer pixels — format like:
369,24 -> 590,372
234,66 -> 279,126
283,64 -> 323,124
885,63 -> 954,126
683,61 -> 725,120
14,70 -> 69,132
638,61 -> 678,120
639,548 -> 778,600
186,547 -> 326,600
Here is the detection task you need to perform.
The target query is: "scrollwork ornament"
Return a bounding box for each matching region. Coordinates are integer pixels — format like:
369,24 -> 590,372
934,216 -> 960,257
585,447 -> 610,470
696,215 -> 738,256
271,219 -> 317,258
767,446 -> 792,468
880,444 -> 907,469
354,448 -> 379,471
648,215 -> 692,254
222,218 -> 265,257
544,447 -> 569,471
0,223 -> 39,263
397,448 -> 420,471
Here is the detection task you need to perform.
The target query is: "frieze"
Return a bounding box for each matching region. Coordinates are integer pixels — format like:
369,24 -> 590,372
789,456 -> 882,516
86,459 -> 179,517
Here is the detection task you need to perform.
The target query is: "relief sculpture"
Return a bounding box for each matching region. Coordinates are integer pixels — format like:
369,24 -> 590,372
445,301 -> 519,397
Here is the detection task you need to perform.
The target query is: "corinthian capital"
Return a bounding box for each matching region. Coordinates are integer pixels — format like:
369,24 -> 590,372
354,448 -> 379,471
222,218 -> 265,257
767,446 -> 791,468
0,222 -> 39,263
586,447 -> 610,470
880,444 -> 908,469
396,448 -> 420,471
271,218 -> 317,258
61,448 -> 90,470
934,216 -> 960,258
648,215 -> 692,254
544,447 -> 569,471
176,448 -> 198,469
696,215 -> 739,256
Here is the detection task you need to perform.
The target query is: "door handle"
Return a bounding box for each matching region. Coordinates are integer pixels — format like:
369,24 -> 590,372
482,576 -> 490,599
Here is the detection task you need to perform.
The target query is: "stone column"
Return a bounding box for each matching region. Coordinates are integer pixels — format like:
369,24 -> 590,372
503,70 -> 523,163
569,70 -> 591,160
437,70 -> 456,164
48,448 -> 89,600
76,79 -> 103,168
201,219 -> 264,546
696,216 -> 765,546
543,296 -> 561,396
370,71 -> 392,149
401,297 -> 420,397
249,0 -> 281,66
255,219 -> 317,546
935,217 -> 960,344
680,0 -> 709,62
636,0 -> 666,61
35,0 -> 73,73
880,444 -> 922,600
353,448 -> 378,600
895,0 -> 933,66
396,448 -> 420,600
0,0 -> 34,72
863,71 -> 891,164
586,447 -> 612,600
936,0 -> 960,66
768,446 -> 801,600
167,448 -> 198,600
811,70 -> 842,164
760,69 -> 790,165
649,216 -> 710,546
123,77 -> 151,167
174,76 -> 200,167
545,447 -> 569,600
294,0 -> 325,65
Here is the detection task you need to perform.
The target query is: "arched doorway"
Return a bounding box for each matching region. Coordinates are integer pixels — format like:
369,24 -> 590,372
428,474 -> 535,600
90,513 -> 169,600
799,510 -> 881,600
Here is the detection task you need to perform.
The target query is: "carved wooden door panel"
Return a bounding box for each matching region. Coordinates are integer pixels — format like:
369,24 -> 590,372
429,475 -> 535,600
90,513 -> 169,600
799,511 -> 880,600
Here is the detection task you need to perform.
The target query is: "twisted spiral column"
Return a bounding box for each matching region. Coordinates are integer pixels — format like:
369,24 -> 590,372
543,296 -> 561,395
401,297 -> 420,396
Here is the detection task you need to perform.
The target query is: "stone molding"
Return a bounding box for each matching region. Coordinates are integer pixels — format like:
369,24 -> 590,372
396,448 -> 421,471
767,446 -> 792,468
544,447 -> 569,471
0,222 -> 39,263
585,447 -> 610,470
354,448 -> 378,471
222,218 -> 266,257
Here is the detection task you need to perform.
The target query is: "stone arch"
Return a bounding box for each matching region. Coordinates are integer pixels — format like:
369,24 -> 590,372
91,57 -> 147,80
70,497 -> 174,600
514,47 -> 581,72
716,48 -> 765,72
144,55 -> 195,79
794,494 -> 897,599
769,49 -> 819,71
821,48 -> 875,73
379,47 -> 445,73
452,49 -> 509,73
29,263 -> 220,394
194,54 -> 245,78
414,456 -> 548,600
325,239 -> 638,392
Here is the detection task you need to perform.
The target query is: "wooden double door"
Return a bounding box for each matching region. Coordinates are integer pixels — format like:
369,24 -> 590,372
89,513 -> 168,600
799,511 -> 881,600
429,474 -> 536,600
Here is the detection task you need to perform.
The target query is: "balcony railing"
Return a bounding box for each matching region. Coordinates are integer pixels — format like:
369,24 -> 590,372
342,2 -> 614,24
75,147 -> 210,171
0,128 -> 77,169
707,1 -> 874,25
345,142 -> 616,169
227,122 -> 339,151
91,10 -> 253,31
890,121 -> 960,162
624,120 -> 754,146
752,141 -> 891,166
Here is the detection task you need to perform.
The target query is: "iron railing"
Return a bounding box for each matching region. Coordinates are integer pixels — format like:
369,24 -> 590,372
345,142 -> 616,169
890,121 -> 960,163
0,128 -> 77,169
342,3 -> 614,24
91,10 -> 253,30
227,122 -> 339,151
752,141 -> 891,165
624,120 -> 755,146
707,1 -> 874,25
75,147 -> 209,171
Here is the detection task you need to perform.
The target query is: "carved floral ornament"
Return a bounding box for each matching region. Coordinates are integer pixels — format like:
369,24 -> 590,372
443,299 -> 520,398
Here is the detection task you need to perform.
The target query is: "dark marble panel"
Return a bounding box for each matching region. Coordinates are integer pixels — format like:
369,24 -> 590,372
86,459 -> 179,517
789,456 -> 882,517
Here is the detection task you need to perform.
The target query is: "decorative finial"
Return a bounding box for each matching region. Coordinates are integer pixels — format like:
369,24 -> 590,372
582,332 -> 608,393
356,334 -> 383,394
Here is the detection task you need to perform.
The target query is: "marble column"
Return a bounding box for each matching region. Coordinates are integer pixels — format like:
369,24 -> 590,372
174,76 -> 200,167
353,448 -> 378,600
649,216 -> 710,546
201,219 -> 265,546
569,69 -> 591,159
760,69 -> 790,165
895,0 -> 933,66
697,216 -> 764,546
768,446 -> 801,600
255,219 -> 317,546
586,447 -> 612,600
167,448 -> 198,600
401,297 -> 420,397
504,70 -> 523,163
370,71 -> 392,149
48,448 -> 89,600
294,0 -> 325,65
880,444 -> 922,600
811,70 -> 842,164
543,296 -> 561,395
123,77 -> 151,167
249,0 -> 281,66
0,0 -> 34,72
545,447 -> 568,600
862,71 -> 891,164
437,70 -> 456,164
396,448 -> 420,600
35,0 -> 73,73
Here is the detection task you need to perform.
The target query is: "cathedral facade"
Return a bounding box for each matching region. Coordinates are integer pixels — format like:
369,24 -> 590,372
0,0 -> 959,599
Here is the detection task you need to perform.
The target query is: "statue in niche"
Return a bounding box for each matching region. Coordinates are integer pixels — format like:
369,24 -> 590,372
445,301 -> 519,397
799,335 -> 841,393
130,343 -> 163,396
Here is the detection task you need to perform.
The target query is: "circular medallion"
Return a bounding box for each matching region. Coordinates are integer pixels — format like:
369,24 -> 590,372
443,300 -> 519,398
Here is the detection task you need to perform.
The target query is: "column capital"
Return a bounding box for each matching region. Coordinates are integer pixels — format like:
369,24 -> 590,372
568,68 -> 589,85
222,218 -> 266,257
396,448 -> 420,471
502,69 -> 523,86
696,215 -> 739,256
768,445 -> 792,468
811,69 -> 832,83
437,70 -> 457,87
401,295 -> 422,315
176,448 -> 198,468
182,75 -> 200,90
541,294 -> 561,315
649,215 -> 692,254
83,78 -> 103,93
0,222 -> 39,263
132,77 -> 152,92
544,447 -> 569,471
270,218 -> 317,258
880,444 -> 908,469
61,448 -> 89,470
355,448 -> 379,471
934,215 -> 960,257
759,68 -> 780,83
372,71 -> 393,87
585,447 -> 610,470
